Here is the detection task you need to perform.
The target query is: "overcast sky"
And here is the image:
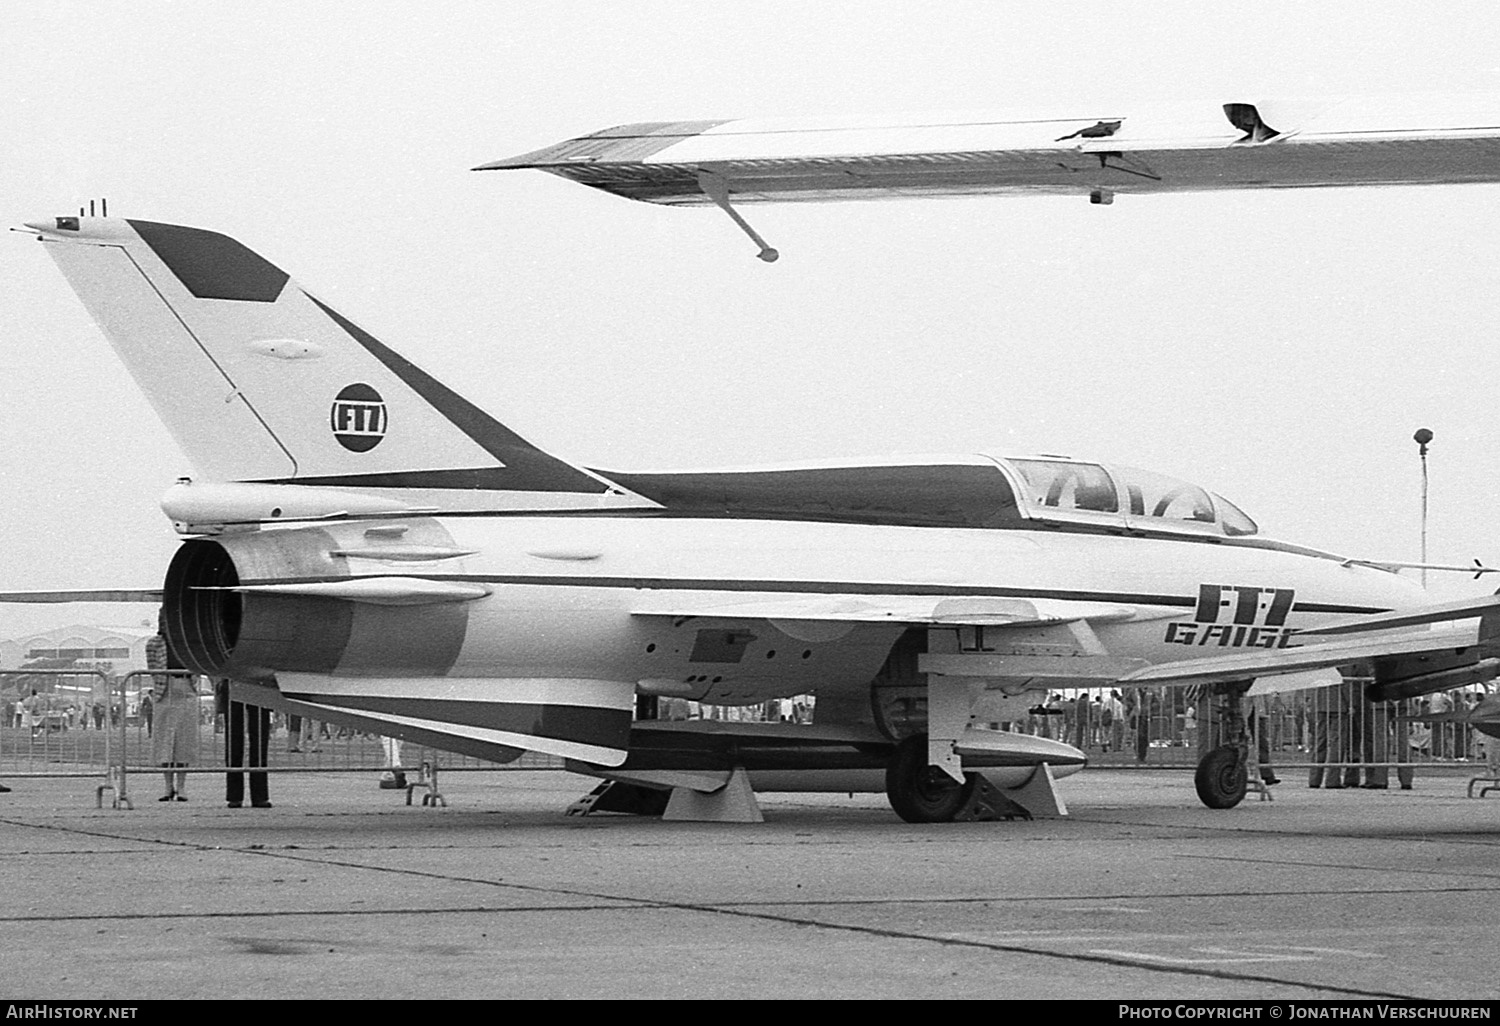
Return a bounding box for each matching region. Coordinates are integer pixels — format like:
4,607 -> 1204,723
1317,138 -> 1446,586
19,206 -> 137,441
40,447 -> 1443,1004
4,1 -> 1500,638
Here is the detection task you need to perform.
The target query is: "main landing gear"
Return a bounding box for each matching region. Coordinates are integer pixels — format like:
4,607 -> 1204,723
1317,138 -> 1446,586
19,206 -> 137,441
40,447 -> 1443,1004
885,735 -> 978,823
883,734 -> 1072,823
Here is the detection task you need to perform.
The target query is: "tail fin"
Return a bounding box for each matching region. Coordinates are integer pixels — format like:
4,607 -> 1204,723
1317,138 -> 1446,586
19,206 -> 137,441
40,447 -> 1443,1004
26,215 -> 626,506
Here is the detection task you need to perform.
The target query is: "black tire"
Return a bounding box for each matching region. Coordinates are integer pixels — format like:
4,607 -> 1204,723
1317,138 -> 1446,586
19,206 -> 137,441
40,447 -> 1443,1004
1194,743 -> 1248,809
885,735 -> 978,823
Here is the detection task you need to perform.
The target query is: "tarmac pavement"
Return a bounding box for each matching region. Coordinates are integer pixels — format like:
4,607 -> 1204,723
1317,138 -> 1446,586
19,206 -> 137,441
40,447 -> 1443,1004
1,767 -> 1498,1000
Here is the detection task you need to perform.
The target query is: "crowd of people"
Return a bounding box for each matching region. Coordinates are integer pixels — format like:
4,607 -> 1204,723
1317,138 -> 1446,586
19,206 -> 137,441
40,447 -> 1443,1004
989,683 -> 1495,776
4,692 -> 122,733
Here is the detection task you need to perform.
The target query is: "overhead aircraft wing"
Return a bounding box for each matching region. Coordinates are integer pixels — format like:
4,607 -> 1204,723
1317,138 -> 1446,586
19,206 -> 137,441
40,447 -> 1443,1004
480,95 -> 1500,207
631,591 -> 1137,627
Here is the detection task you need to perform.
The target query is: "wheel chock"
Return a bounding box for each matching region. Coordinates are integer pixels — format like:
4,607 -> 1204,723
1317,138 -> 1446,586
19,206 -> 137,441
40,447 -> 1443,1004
662,767 -> 764,823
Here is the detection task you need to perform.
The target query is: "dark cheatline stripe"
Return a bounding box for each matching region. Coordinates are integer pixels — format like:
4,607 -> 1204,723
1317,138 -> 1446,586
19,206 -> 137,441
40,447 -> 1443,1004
127,220 -> 288,302
298,294 -> 610,494
244,573 -> 1199,608
237,572 -> 1393,615
285,693 -> 631,751
1288,601 -> 1395,614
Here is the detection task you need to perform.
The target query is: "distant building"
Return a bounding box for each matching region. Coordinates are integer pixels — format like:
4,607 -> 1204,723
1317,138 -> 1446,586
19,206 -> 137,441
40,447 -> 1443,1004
0,624 -> 154,701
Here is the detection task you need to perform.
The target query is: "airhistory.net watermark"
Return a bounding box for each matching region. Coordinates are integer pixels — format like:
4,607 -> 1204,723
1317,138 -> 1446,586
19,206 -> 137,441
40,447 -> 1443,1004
5,1007 -> 138,1019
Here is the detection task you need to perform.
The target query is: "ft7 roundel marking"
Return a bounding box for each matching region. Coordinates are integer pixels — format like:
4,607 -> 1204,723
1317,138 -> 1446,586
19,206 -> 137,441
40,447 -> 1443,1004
331,383 -> 387,452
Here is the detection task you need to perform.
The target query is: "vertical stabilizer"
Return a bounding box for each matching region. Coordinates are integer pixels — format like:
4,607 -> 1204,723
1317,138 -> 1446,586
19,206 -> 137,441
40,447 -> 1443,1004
26,216 -> 630,508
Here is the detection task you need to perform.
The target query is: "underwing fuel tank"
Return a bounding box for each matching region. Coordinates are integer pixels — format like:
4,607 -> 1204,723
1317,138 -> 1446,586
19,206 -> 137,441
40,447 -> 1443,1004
1367,657 -> 1500,703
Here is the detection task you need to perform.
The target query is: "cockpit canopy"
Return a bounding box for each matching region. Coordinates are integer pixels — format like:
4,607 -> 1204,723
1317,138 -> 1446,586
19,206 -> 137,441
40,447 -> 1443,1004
1002,457 -> 1257,536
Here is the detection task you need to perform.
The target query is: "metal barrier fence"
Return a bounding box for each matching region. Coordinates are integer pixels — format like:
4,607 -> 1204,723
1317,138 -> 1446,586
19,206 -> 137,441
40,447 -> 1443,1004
5,668 -> 1493,805
0,667 -> 115,776
1010,681 -> 1498,778
0,669 -> 560,809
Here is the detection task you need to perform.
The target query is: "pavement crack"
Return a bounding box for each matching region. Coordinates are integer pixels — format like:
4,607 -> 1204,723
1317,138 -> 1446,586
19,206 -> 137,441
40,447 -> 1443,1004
1173,851 -> 1500,881
232,847 -> 1422,1000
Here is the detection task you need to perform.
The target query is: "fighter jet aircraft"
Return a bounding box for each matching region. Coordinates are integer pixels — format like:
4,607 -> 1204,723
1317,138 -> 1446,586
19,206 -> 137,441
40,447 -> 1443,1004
480,94 -> 1500,259
12,215 -> 1491,822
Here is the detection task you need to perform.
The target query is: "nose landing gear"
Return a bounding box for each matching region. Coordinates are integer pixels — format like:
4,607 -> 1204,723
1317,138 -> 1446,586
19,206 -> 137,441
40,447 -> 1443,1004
1193,680 -> 1252,809
1194,742 -> 1249,808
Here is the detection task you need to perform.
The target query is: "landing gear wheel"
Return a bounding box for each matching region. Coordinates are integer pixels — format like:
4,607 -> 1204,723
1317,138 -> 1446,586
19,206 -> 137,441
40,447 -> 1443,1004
886,735 -> 978,823
1194,744 -> 1248,809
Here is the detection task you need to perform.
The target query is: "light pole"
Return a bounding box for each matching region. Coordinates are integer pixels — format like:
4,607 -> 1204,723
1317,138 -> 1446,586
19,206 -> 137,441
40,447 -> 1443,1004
1414,428 -> 1433,589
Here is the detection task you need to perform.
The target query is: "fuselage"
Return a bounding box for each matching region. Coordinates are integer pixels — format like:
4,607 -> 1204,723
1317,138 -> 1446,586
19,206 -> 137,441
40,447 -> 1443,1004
173,509 -> 1429,705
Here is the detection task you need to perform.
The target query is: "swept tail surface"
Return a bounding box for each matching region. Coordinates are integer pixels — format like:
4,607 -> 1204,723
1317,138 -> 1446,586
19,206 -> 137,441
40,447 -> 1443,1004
26,216 -> 630,507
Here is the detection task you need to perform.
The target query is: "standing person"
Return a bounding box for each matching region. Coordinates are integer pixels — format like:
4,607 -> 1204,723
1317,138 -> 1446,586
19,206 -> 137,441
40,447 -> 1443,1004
1070,692 -> 1090,749
1428,690 -> 1454,759
147,615 -> 199,802
1134,688 -> 1158,764
297,716 -> 322,753
139,690 -> 154,738
1360,698 -> 1413,790
1338,677 -> 1364,788
1031,692 -> 1056,739
379,735 -> 406,790
1105,690 -> 1126,753
24,689 -> 46,738
1308,681 -> 1349,789
1249,697 -> 1280,785
1265,693 -> 1288,760
216,680 -> 271,809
